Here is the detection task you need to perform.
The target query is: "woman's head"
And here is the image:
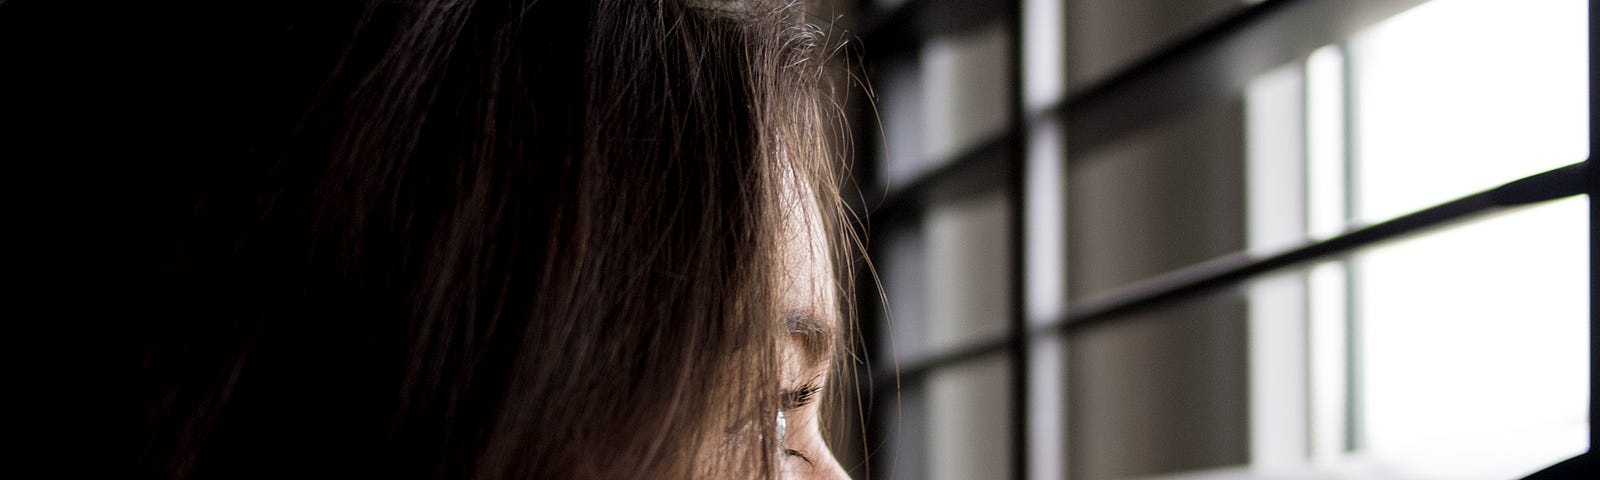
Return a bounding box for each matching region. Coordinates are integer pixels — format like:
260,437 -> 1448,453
5,0 -> 853,478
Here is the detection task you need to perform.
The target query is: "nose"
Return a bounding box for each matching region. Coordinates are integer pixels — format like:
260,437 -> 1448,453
802,443 -> 851,480
815,453 -> 850,479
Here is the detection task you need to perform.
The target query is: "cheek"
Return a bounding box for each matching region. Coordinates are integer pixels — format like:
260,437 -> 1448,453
786,405 -> 827,450
781,405 -> 850,478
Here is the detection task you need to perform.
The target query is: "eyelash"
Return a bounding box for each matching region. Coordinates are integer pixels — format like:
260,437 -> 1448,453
781,382 -> 820,411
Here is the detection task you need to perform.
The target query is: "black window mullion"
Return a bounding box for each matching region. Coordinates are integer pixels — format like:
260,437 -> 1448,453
1589,0 -> 1598,467
1003,1 -> 1029,478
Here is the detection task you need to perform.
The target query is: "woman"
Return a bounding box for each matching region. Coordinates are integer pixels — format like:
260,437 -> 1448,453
3,0 -> 857,478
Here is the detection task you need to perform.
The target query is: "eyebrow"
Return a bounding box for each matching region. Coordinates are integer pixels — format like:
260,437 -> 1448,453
784,310 -> 834,368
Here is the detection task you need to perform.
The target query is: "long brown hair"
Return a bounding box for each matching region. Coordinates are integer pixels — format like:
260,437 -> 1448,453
2,0 -> 853,478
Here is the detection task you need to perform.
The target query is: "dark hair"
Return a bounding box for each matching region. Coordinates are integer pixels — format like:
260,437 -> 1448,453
3,0 -> 853,478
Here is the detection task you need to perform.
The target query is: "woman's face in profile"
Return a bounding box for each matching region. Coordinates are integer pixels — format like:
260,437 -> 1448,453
773,177 -> 850,479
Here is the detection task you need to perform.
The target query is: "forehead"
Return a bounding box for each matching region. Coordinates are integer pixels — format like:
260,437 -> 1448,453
776,172 -> 837,367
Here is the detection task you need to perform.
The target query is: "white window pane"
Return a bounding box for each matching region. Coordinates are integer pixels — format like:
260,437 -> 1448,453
882,380 -> 930,480
1246,270 -> 1311,471
1306,261 -> 1350,464
1069,99 -> 1247,299
1069,291 -> 1250,479
1025,119 -> 1066,324
1305,45 -> 1347,239
926,189 -> 1012,353
928,355 -> 1014,480
1066,0 -> 1246,89
922,21 -> 1011,163
878,57 -> 927,188
1029,335 -> 1066,480
1245,60 -> 1308,253
880,224 -> 930,361
1356,196 -> 1589,479
1023,0 -> 1065,112
1352,0 -> 1587,223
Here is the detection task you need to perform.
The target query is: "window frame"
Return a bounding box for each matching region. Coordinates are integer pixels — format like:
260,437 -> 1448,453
851,0 -> 1598,478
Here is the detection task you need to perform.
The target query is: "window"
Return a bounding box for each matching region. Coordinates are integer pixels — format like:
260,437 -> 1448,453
851,0 -> 1594,479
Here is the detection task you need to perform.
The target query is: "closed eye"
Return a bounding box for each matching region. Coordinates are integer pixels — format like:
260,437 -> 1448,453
780,380 -> 820,411
785,448 -> 815,465
778,379 -> 821,465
